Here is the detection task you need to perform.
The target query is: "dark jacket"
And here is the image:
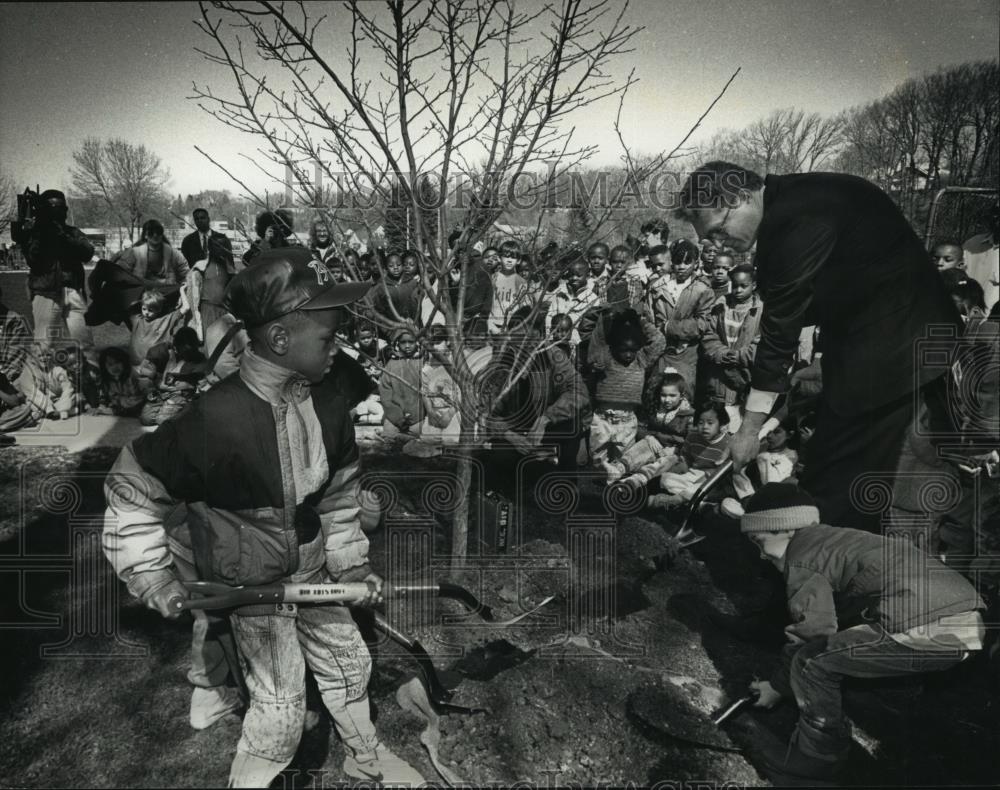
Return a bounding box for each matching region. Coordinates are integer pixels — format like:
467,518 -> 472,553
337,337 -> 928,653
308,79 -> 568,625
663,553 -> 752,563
486,345 -> 591,435
103,369 -> 365,592
15,222 -> 94,299
752,173 -> 962,417
181,229 -> 235,271
447,260 -> 494,329
771,524 -> 984,696
782,522 -> 982,640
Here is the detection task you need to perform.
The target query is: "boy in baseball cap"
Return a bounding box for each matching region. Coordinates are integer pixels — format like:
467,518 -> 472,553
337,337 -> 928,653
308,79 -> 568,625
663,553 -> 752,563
103,247 -> 424,786
740,483 -> 985,784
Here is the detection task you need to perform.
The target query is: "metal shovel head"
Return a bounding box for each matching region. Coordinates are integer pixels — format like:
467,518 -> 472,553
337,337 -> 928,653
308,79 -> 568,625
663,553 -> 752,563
627,680 -> 740,752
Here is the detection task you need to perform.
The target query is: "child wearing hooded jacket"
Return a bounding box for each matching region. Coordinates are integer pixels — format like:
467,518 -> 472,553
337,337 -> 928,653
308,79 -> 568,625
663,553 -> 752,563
741,483 -> 985,786
102,248 -> 424,788
378,326 -> 424,437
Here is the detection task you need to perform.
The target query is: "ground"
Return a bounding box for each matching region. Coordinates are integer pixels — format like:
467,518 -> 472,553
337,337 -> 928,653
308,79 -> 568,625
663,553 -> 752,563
0,422 -> 997,788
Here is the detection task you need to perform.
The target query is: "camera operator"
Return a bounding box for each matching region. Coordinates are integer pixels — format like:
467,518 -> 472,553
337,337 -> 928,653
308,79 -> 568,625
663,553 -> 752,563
12,189 -> 94,356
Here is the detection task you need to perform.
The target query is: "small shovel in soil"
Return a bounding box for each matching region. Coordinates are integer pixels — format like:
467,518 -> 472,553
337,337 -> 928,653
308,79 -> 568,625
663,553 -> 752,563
627,680 -> 757,752
628,681 -> 737,751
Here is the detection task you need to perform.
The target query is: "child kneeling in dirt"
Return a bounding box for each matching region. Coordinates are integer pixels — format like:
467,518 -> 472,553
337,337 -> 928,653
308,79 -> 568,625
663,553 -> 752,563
742,483 -> 985,785
102,248 -> 424,788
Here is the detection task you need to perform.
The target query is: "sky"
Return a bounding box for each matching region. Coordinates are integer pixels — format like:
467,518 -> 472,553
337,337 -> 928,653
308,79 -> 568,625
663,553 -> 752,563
1,0 -> 997,198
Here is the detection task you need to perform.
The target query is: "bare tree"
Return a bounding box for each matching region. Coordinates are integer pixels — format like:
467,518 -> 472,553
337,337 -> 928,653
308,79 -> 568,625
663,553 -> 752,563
192,0 -> 735,565
70,137 -> 171,243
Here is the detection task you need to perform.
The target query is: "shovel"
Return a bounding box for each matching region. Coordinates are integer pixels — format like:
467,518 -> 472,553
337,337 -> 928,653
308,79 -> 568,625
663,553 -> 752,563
627,679 -> 758,752
174,579 -> 495,715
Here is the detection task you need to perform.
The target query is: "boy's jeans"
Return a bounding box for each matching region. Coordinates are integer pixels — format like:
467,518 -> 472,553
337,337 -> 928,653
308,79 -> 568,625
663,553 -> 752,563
789,624 -> 966,761
230,604 -> 377,768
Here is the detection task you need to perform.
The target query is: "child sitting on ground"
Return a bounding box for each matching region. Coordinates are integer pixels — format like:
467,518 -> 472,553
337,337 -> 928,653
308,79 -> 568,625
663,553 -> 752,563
588,307 -> 666,473
756,418 -> 799,485
741,483 -> 985,785
378,327 -> 423,438
93,346 -> 147,417
648,402 -> 731,507
102,247 -> 423,787
603,371 -> 694,488
39,344 -> 84,420
129,289 -> 184,367
139,327 -> 207,426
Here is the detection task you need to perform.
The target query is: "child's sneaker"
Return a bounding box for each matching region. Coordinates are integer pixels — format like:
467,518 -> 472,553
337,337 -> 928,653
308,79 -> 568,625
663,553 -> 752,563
189,685 -> 242,730
720,497 -> 745,519
601,459 -> 625,484
343,743 -> 425,785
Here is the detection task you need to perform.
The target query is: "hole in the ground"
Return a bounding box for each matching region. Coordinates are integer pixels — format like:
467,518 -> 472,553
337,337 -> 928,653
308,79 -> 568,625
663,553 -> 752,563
450,639 -> 535,681
570,580 -> 651,625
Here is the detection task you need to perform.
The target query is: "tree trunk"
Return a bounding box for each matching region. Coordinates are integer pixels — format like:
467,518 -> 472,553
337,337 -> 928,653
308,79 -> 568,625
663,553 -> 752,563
450,407 -> 477,571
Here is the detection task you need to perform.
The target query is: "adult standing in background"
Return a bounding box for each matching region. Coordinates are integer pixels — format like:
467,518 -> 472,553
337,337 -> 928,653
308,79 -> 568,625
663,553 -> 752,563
114,219 -> 190,287
676,161 -> 964,537
11,189 -> 94,357
181,208 -> 236,331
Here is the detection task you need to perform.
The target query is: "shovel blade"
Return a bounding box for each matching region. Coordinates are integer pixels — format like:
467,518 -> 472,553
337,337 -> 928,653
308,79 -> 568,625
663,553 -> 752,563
627,681 -> 740,752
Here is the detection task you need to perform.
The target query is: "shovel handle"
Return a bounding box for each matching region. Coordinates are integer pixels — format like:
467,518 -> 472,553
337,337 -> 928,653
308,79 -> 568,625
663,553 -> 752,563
175,581 -> 374,611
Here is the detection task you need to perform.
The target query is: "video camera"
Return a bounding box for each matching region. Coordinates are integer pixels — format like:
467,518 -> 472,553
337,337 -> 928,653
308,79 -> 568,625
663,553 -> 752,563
11,185 -> 41,243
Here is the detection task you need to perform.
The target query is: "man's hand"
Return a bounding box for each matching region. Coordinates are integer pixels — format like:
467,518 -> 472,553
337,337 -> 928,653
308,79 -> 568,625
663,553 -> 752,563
750,680 -> 782,709
352,572 -> 384,607
146,579 -> 189,620
730,415 -> 765,472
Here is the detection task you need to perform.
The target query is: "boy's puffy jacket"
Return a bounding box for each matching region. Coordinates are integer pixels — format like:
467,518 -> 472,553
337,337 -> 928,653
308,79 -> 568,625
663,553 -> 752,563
102,369 -> 368,602
771,523 -> 984,693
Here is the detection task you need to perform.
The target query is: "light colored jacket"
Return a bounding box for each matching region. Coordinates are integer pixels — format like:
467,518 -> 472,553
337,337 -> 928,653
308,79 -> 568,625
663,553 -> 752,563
114,243 -> 190,285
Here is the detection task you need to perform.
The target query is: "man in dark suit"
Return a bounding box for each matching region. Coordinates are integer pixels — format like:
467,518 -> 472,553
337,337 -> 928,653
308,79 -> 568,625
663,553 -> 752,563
181,208 -> 236,330
676,161 -> 963,536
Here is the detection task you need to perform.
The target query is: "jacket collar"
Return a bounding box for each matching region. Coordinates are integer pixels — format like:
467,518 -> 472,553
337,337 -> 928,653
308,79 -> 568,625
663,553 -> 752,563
240,347 -> 311,405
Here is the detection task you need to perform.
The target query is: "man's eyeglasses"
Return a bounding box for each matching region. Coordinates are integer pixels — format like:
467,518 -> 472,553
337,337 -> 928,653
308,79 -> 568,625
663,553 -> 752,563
701,205 -> 733,243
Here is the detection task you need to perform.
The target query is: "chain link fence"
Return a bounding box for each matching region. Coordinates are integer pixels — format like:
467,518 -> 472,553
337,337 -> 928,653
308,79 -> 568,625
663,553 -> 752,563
924,186 -> 998,251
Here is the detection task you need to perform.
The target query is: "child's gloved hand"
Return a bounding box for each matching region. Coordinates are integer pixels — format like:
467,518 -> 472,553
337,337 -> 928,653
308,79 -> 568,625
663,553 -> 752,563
750,680 -> 782,709
145,579 -> 189,620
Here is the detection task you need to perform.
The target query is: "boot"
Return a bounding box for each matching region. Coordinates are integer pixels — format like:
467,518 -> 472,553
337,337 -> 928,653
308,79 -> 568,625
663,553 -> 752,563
758,738 -> 844,786
228,750 -> 289,788
190,685 -> 242,731
343,743 -> 425,786
648,493 -> 684,509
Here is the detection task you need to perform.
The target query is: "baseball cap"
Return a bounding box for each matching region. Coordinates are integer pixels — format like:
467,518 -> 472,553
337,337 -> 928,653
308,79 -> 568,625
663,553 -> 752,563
224,247 -> 371,327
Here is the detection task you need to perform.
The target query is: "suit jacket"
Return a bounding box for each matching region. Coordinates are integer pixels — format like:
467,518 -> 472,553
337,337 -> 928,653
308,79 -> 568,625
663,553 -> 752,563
181,229 -> 235,272
752,173 -> 961,417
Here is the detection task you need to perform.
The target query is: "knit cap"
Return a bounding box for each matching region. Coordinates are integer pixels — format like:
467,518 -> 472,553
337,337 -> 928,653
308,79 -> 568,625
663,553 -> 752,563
740,483 -> 820,534
392,327 -> 416,345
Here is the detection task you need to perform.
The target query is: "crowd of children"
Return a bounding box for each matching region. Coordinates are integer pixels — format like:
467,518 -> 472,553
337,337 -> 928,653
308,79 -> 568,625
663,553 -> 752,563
0,201 -> 994,786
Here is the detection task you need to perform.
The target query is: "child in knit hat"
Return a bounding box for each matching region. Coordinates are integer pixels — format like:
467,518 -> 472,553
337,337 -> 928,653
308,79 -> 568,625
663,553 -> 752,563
378,327 -> 423,438
741,483 -> 986,785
